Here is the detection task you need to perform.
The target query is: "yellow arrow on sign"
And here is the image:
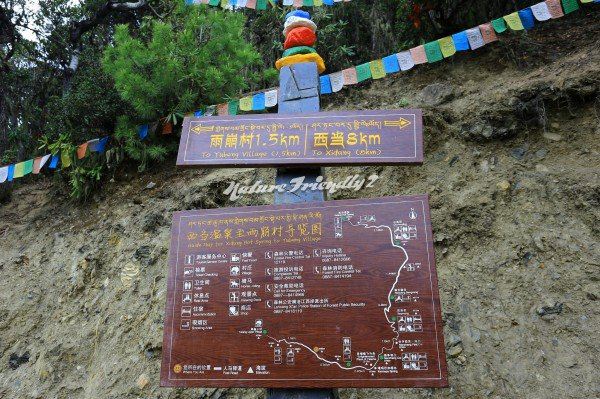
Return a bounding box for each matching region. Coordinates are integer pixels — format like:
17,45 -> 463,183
384,118 -> 411,129
191,124 -> 215,133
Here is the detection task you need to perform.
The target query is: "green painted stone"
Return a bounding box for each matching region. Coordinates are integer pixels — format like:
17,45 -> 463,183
282,46 -> 317,58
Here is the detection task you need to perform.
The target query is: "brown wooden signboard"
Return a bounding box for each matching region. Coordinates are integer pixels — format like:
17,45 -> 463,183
161,195 -> 447,388
176,109 -> 423,167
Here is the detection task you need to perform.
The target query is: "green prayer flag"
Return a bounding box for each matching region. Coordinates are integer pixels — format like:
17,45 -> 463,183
23,159 -> 34,176
303,0 -> 315,6
228,100 -> 239,116
256,0 -> 268,10
561,0 -> 579,14
208,0 -> 219,5
424,41 -> 443,63
492,17 -> 508,33
356,63 -> 372,82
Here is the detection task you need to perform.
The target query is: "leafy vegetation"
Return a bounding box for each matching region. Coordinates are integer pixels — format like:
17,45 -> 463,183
0,0 -> 538,200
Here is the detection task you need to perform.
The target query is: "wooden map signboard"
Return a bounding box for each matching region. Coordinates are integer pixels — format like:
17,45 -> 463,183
176,109 -> 423,167
160,195 -> 448,388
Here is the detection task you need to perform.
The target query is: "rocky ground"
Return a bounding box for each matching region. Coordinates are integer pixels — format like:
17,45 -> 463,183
0,7 -> 599,399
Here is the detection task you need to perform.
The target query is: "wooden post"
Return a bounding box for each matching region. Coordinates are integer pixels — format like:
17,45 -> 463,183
269,61 -> 335,398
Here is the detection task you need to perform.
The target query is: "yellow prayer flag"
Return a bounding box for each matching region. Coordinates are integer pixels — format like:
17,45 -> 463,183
61,148 -> 72,169
438,36 -> 456,58
580,0 -> 593,2
13,162 -> 25,178
504,12 -> 525,31
314,0 -> 323,5
370,59 -> 386,80
239,97 -> 253,111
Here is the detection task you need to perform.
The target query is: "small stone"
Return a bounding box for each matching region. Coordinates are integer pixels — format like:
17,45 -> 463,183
136,373 -> 150,389
583,284 -> 598,301
535,164 -> 549,173
497,180 -> 511,191
145,182 -> 156,190
480,160 -> 490,173
447,345 -> 463,357
535,148 -> 548,159
511,147 -> 527,160
543,133 -> 563,142
456,355 -> 467,365
446,333 -> 462,347
541,314 -> 557,321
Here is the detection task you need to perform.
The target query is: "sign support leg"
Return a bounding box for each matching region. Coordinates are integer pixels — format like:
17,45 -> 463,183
269,62 -> 335,398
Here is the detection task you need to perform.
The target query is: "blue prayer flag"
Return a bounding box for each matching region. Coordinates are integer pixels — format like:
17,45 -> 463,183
518,8 -> 535,30
7,165 -> 14,181
138,124 -> 149,140
320,75 -> 332,95
252,93 -> 266,111
194,109 -> 203,117
49,155 -> 59,169
452,31 -> 470,51
323,0 -> 334,5
382,54 -> 400,73
96,137 -> 109,153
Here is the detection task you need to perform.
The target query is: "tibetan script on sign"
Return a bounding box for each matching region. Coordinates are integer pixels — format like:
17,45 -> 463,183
161,195 -> 447,388
176,109 -> 423,167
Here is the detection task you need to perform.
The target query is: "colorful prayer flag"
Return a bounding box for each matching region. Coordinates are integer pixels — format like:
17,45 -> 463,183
13,161 -> 25,178
518,8 -> 536,29
479,23 -> 498,43
438,36 -> 456,58
396,51 -> 415,71
409,45 -> 427,65
355,63 -> 372,82
228,100 -> 239,115
382,54 -> 400,73
342,68 -> 358,85
240,96 -> 253,111
561,0 -> 579,13
0,166 -> 8,183
329,72 -> 344,92
370,59 -> 386,79
504,12 -> 525,30
492,17 -> 508,33
320,75 -> 332,94
22,160 -> 33,176
265,90 -> 278,107
7,165 -> 14,181
194,109 -> 203,117
424,41 -> 443,63
252,93 -> 266,110
256,0 -> 268,10
33,154 -> 51,174
546,0 -> 565,18
246,0 -> 256,8
531,2 -> 552,21
139,124 -> 149,139
77,142 -> 88,159
217,103 -> 229,116
96,137 -> 109,153
49,155 -> 59,169
162,122 -> 173,135
466,27 -> 485,50
61,148 -> 72,169
452,31 -> 470,51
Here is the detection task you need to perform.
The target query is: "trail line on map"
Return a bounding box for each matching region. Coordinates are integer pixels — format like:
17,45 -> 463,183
267,219 -> 410,371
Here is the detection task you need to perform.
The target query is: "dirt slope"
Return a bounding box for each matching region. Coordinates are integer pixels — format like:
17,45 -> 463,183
1,8 -> 599,399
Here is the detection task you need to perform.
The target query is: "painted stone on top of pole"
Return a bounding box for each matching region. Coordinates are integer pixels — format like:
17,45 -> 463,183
276,10 -> 325,114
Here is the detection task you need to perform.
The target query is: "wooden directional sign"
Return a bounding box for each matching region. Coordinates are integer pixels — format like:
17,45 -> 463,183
176,109 -> 423,167
161,195 -> 448,388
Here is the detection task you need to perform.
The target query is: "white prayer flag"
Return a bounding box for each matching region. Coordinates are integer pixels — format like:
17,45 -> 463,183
265,90 -> 278,108
396,51 -> 415,71
531,2 -> 552,21
0,166 -> 8,183
466,27 -> 485,50
329,72 -> 344,92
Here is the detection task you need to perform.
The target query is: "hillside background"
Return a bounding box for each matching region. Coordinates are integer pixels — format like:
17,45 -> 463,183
0,1 -> 599,398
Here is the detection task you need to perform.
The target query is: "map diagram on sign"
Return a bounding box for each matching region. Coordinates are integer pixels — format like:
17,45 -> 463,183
161,196 -> 447,388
